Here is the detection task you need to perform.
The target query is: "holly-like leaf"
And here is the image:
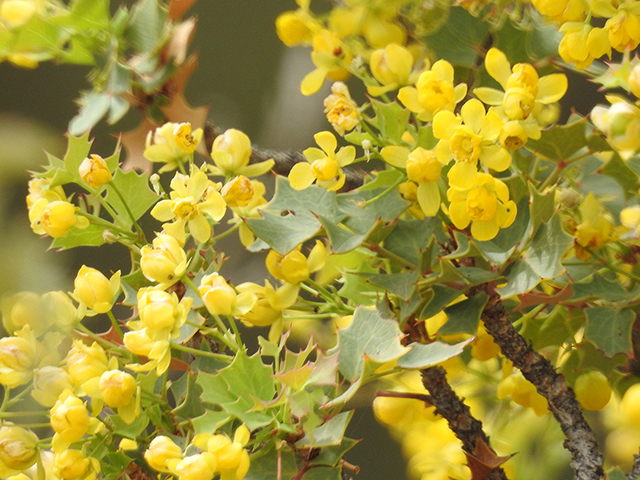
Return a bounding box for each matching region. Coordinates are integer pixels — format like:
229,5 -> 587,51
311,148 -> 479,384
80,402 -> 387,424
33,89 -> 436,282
296,411 -> 353,447
528,182 -> 556,237
197,351 -> 277,429
370,99 -> 411,144
439,293 -> 489,335
571,273 -> 629,302
69,91 -> 111,136
465,438 -> 514,480
365,271 -> 419,300
524,119 -> 588,162
245,445 -> 299,480
598,153 -> 639,200
396,339 -> 472,368
105,168 -> 159,224
191,410 -> 233,435
585,307 -> 634,358
51,223 -> 106,250
381,217 -> 443,267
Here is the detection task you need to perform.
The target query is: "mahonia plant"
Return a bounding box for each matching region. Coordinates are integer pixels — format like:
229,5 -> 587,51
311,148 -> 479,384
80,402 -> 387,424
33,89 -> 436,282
5,0 -> 640,480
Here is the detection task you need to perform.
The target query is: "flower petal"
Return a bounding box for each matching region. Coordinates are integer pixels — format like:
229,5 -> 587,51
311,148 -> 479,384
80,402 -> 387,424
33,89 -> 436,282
289,163 -> 315,190
398,86 -> 423,114
432,59 -> 454,83
151,200 -> 174,222
461,99 -> 485,134
314,131 -> 337,155
433,110 -> 461,139
417,182 -> 441,217
381,146 -> 409,168
537,74 -> 568,104
474,87 -> 505,106
447,161 -> 477,190
189,215 -> 212,244
199,191 -> 227,221
336,145 -> 356,166
301,68 -> 327,96
449,200 -> 470,229
485,48 -> 511,90
480,145 -> 511,172
471,219 -> 500,241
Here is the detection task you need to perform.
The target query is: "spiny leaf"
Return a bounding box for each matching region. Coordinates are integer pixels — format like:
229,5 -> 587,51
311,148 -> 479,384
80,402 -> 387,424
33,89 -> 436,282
598,153 -> 639,200
585,307 -> 634,358
524,119 -> 588,162
440,293 -> 489,335
296,411 -> 353,448
105,168 -> 159,224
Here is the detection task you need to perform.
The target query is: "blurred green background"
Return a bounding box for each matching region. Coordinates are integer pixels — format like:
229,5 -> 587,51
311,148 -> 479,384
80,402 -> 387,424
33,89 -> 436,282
0,1 -> 405,478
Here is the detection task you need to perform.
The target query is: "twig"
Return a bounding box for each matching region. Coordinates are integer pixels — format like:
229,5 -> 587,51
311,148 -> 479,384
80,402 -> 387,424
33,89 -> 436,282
421,366 -> 509,480
478,285 -> 604,480
627,450 -> 640,480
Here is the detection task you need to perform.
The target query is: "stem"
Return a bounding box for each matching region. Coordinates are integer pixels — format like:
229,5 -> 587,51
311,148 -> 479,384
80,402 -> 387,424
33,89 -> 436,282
107,310 -> 124,339
171,342 -> 232,363
76,211 -> 135,237
210,221 -> 241,244
75,324 -> 132,358
108,181 -> 147,241
362,173 -> 406,207
366,242 -> 418,270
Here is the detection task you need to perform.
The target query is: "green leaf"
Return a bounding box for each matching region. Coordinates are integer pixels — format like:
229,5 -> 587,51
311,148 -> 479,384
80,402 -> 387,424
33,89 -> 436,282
310,438 -> 358,467
585,307 -> 634,358
525,19 -> 562,60
51,223 -> 106,250
197,351 -> 277,429
492,18 -> 531,63
191,410 -> 233,435
317,214 -> 367,254
420,285 -> 465,320
302,467 -> 342,480
439,293 -> 489,335
528,182 -> 556,237
424,7 -> 490,67
248,211 -> 323,255
571,273 -> 629,302
126,0 -> 168,53
524,119 -> 588,162
245,445 -> 299,480
370,99 -> 411,144
383,217 -> 443,266
396,339 -> 472,368
599,153 -> 639,200
69,92 -> 111,136
105,168 -> 159,223
365,271 -> 419,300
329,307 -> 405,382
172,371 -> 205,419
296,411 -> 353,447
337,270 -> 383,306
67,0 -> 111,29
110,413 -> 149,440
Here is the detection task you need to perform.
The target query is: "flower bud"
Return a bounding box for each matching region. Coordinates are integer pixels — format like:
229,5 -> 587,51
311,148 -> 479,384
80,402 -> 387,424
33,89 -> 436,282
276,10 -> 314,46
211,129 -> 252,174
145,436 -> 183,473
0,426 -> 38,471
53,449 -> 92,480
172,453 -> 217,480
503,87 -> 536,120
140,234 -> 187,285
370,43 -> 413,88
0,326 -> 38,388
591,101 -> 640,158
79,155 -> 112,188
29,199 -> 81,238
499,121 -> 528,150
137,288 -> 191,339
72,266 -> 120,314
266,249 -> 309,284
123,328 -> 155,357
32,366 -> 73,407
99,370 -> 137,408
50,393 -> 91,444
405,147 -> 442,183
221,176 -> 254,207
65,340 -> 109,387
199,273 -> 237,316
0,0 -> 36,27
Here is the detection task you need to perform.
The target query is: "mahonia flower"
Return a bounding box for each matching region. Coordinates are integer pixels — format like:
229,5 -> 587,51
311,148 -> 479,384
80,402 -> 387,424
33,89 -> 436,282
99,369 -> 140,424
123,328 -> 172,375
447,172 -> 517,241
475,48 -> 567,142
145,436 -> 183,473
151,165 -> 226,244
397,181 -> 426,219
398,59 -> 468,121
140,234 -> 187,287
78,154 -> 112,188
559,23 -> 610,69
221,175 -> 254,208
53,449 -> 100,480
289,131 -> 356,191
227,179 -> 268,248
381,146 -> 446,217
265,241 -> 326,284
301,29 -> 353,96
621,205 -> 640,237
144,122 -> 203,173
591,97 -> 640,159
28,198 -> 89,238
31,366 -> 73,407
172,453 -> 218,480
0,426 -> 39,476
210,129 -> 274,178
0,0 -> 38,27
275,0 -> 318,46
0,325 -> 38,388
433,98 -> 510,189
193,425 -> 251,480
1,290 -> 78,337
72,265 -> 121,315
26,177 -> 65,209
50,391 -> 92,448
573,192 -> 617,260
367,43 -> 415,96
134,287 -> 192,340
198,273 -> 254,317
324,82 -> 361,135
591,1 -> 640,52
64,340 -> 109,393
497,361 -> 548,416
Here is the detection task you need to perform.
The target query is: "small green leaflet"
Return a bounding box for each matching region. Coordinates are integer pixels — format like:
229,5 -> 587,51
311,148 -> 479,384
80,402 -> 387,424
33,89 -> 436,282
524,119 -> 588,162
585,307 -> 634,358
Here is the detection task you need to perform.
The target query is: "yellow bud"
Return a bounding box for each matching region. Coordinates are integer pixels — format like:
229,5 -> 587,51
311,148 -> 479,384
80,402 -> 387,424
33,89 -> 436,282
266,249 -> 310,284
73,265 -> 120,314
140,234 -> 187,285
211,129 -> 252,174
173,453 -> 217,480
0,326 -> 38,388
0,0 -> 36,27
499,121 -> 528,150
99,370 -> 137,408
574,370 -> 611,411
369,43 -> 413,87
50,393 -> 91,444
405,147 -> 442,183
79,155 -> 112,188
137,287 -> 190,338
54,450 -> 91,480
145,436 -> 183,473
199,273 -> 237,316
0,426 -> 38,472
503,87 -> 536,120
31,366 -> 73,407
29,200 -> 79,238
65,340 -> 109,386
311,157 -> 339,182
276,10 -> 313,46
221,176 -> 254,207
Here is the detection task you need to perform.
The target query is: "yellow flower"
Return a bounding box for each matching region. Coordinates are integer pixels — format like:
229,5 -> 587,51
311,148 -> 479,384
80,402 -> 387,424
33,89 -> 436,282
26,177 -> 65,209
275,2 -> 318,47
53,449 -> 98,480
50,391 -> 91,445
140,234 -> 187,286
135,287 -> 192,340
72,265 -> 121,315
144,122 -> 203,173
605,4 -> 640,52
0,426 -> 38,474
621,205 -> 640,237
194,425 -> 251,480
64,340 -> 109,389
433,99 -> 510,188
172,453 -> 217,480
78,154 -> 112,188
327,2 -> 406,49
497,368 -> 548,416
145,436 -> 183,473
151,165 -> 226,244
221,176 -> 253,207
198,272 -> 254,317
31,366 -> 73,407
123,329 -> 172,375
398,59 -> 467,121
368,43 -> 415,96
289,131 -> 356,191
573,192 -> 616,260
0,325 -> 38,388
0,0 -> 36,27
300,29 -> 352,96
591,98 -> 640,159
323,82 -> 361,135
99,369 -> 136,408
28,199 -> 89,238
210,129 -> 274,178
447,172 -> 517,241
1,291 -> 75,337
265,241 -> 326,284
559,23 -> 611,69
475,48 -> 567,140
227,180 -> 268,248
498,121 -> 528,150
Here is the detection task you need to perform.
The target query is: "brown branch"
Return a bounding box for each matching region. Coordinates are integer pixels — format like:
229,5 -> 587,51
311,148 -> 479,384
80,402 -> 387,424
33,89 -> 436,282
627,449 -> 640,480
204,122 -> 366,191
479,286 -> 604,480
421,366 -> 509,480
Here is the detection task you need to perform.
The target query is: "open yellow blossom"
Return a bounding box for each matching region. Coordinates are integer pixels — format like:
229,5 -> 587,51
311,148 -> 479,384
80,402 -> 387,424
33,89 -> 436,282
447,172 -> 517,241
78,154 -> 112,188
591,97 -> 640,159
198,272 -> 254,317
474,48 -> 567,142
601,2 -> 640,52
151,165 -> 226,244
301,29 -> 352,96
266,241 -> 326,284
368,43 -> 415,96
324,82 -> 361,135
573,192 -> 616,260
398,59 -> 467,121
221,176 -> 253,208
433,99 -> 510,189
64,340 -> 109,389
193,425 -> 251,480
26,177 -> 65,209
31,366 -> 73,407
144,122 -> 203,173
145,436 -> 183,473
28,198 -> 89,239
289,131 -> 356,191
227,179 -> 268,247
0,325 -> 38,388
559,23 -> 610,69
